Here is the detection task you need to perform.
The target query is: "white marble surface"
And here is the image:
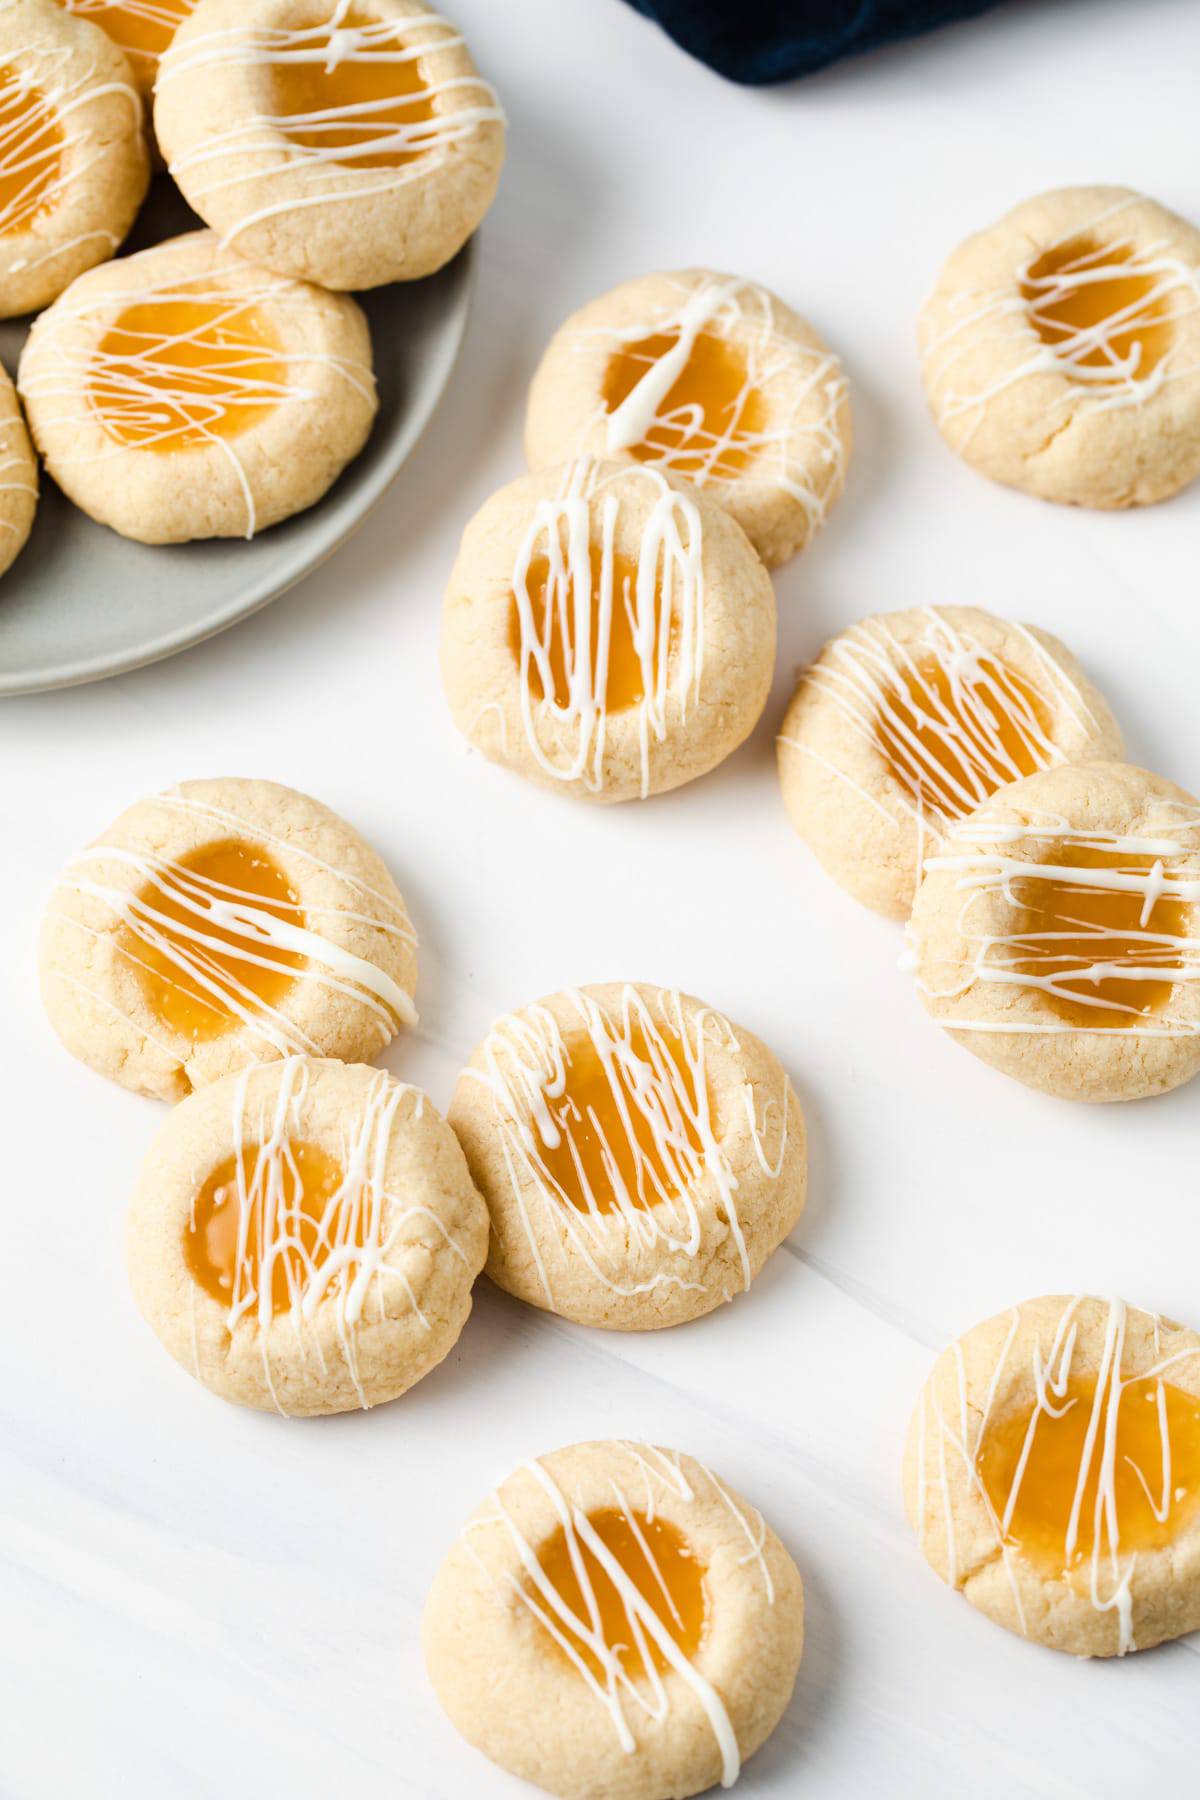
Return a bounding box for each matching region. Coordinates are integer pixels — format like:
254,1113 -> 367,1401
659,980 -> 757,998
3,1 -> 1200,1794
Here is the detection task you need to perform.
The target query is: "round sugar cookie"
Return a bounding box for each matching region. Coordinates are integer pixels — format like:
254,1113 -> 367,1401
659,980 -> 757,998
19,229 -> 376,542
920,185 -> 1200,508
128,1055 -> 488,1414
904,1294 -> 1200,1657
424,1439 -> 804,1799
909,761 -> 1200,1102
40,776 -> 418,1102
448,982 -> 806,1329
440,458 -> 777,804
60,0 -> 198,98
155,0 -> 505,290
525,267 -> 852,568
0,0 -> 148,319
778,605 -> 1124,920
0,358 -> 37,573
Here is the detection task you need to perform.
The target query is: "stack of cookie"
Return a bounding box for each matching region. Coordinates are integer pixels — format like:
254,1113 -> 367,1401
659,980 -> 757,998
0,0 -> 504,554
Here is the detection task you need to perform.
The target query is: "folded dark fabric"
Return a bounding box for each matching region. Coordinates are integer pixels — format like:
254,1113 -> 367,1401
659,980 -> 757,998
623,0 -> 1005,84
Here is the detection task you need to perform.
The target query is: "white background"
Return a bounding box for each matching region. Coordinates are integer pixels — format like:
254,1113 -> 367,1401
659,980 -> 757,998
3,1 -> 1199,1794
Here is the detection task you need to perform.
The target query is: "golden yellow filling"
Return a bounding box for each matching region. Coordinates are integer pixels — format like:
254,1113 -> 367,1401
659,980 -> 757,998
121,839 -> 303,1042
62,0 -> 196,70
602,328 -> 767,478
531,1508 -> 707,1681
272,8 -> 436,168
90,294 -> 285,452
1021,236 -> 1175,378
978,1373 -> 1200,1574
0,65 -> 62,236
185,1140 -> 348,1316
508,548 -> 666,714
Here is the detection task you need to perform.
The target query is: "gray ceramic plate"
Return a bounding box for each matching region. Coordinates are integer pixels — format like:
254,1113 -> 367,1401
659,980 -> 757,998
0,180 -> 475,695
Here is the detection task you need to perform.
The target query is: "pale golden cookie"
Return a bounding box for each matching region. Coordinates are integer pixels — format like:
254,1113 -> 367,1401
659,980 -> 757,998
0,356 -> 37,573
441,458 -> 777,804
40,776 -> 417,1102
525,268 -> 852,568
60,0 -> 198,99
920,185 -> 1200,508
909,761 -> 1200,1102
128,1055 -> 488,1415
448,982 -> 806,1330
904,1295 -> 1200,1657
19,229 -> 376,542
778,605 -> 1124,920
155,0 -> 504,290
424,1439 -> 804,1799
0,0 -> 148,318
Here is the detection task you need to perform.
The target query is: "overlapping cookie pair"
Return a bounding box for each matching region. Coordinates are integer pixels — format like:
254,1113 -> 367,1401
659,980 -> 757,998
0,0 -> 503,554
778,606 -> 1200,1104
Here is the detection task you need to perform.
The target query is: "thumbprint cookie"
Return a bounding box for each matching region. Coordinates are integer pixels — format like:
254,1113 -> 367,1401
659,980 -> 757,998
128,1055 -> 488,1414
920,185 -> 1200,509
18,229 -> 376,541
59,0 -> 198,98
0,358 -> 37,572
0,0 -> 148,318
424,1439 -> 804,1799
448,982 -> 806,1330
778,605 -> 1123,919
909,761 -> 1200,1102
905,1295 -> 1200,1656
524,267 -> 852,568
440,458 -> 776,804
40,776 -> 418,1101
155,0 -> 505,290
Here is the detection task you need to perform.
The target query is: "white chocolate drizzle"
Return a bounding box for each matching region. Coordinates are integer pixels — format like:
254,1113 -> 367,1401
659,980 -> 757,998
922,195 -> 1200,452
463,985 -> 788,1309
779,609 -> 1099,865
917,1296 -> 1200,1653
465,1444 -> 776,1784
917,805 -> 1200,1034
580,273 -> 848,535
192,1056 -> 466,1413
157,1 -> 504,248
508,457 -> 705,798
47,787 -> 416,1069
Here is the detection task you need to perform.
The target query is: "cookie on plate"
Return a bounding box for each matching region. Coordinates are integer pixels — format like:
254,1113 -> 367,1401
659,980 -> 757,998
19,229 -> 376,541
441,458 -> 776,803
0,0 -> 148,318
905,1294 -> 1200,1656
0,357 -> 37,574
155,0 -> 504,289
424,1439 -> 804,1799
40,776 -> 417,1101
920,185 -> 1200,508
128,1055 -> 488,1414
909,761 -> 1200,1102
526,267 -> 851,567
449,982 -> 806,1329
778,605 -> 1123,919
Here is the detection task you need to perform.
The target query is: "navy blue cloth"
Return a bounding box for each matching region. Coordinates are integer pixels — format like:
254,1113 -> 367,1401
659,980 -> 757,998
624,0 -> 1005,84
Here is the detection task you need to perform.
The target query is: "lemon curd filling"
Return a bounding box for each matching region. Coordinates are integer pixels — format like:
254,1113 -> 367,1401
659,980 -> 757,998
1007,847 -> 1191,1029
90,292 -> 286,451
530,1508 -> 708,1681
509,548 -> 671,714
272,8 -> 436,167
0,65 -> 63,236
602,328 -> 767,479
120,838 -> 304,1041
1021,236 -> 1176,379
978,1374 -> 1200,1574
537,1022 -> 704,1216
185,1139 -> 349,1316
872,654 -> 1053,821
63,0 -> 196,70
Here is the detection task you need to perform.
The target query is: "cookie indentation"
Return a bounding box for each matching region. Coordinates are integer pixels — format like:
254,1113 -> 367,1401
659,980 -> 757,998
271,6 -> 436,169
508,546 -> 669,716
186,1137 -> 348,1317
0,65 -> 63,237
602,328 -> 767,482
64,0 -> 195,74
1021,235 -> 1176,381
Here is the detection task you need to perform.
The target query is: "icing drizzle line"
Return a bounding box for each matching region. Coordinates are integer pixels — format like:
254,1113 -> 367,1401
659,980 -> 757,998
463,985 -> 788,1309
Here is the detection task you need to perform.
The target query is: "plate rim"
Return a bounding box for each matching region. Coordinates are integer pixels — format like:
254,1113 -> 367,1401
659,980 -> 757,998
0,237 -> 477,698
